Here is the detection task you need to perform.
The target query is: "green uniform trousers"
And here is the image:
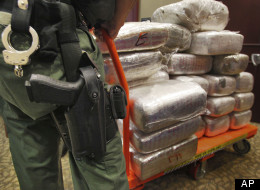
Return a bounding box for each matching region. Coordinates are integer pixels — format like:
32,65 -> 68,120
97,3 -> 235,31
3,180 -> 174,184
0,11 -> 129,190
1,101 -> 129,190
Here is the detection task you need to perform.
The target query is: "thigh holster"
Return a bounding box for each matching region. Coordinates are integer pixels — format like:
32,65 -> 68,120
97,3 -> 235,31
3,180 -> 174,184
65,66 -> 106,159
26,64 -> 127,159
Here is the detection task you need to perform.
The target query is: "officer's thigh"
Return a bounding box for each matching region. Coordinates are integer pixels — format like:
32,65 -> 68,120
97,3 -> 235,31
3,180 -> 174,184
2,101 -> 64,190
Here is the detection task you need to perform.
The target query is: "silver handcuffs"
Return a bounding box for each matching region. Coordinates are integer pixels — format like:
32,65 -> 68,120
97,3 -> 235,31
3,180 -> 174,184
1,24 -> 39,77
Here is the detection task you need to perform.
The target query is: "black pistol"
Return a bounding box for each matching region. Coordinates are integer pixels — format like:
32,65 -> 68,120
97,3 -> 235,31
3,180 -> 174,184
25,74 -> 84,106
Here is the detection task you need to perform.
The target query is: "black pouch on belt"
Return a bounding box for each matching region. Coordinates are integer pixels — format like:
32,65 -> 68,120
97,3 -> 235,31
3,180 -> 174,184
109,85 -> 127,119
65,66 -> 106,159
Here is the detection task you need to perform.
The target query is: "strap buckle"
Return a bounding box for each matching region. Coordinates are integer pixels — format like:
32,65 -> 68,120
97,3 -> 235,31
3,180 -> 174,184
1,24 -> 39,77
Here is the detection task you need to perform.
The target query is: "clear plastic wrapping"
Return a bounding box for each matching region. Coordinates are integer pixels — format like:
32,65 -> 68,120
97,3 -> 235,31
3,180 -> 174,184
127,117 -> 200,154
233,92 -> 255,111
103,51 -> 162,84
151,0 -> 229,32
188,31 -> 244,55
131,135 -> 198,180
159,24 -> 191,53
206,96 -> 235,117
97,22 -> 191,53
229,110 -> 252,130
211,54 -> 249,75
203,75 -> 236,96
128,70 -> 169,88
195,118 -> 206,138
171,75 -> 209,93
167,53 -> 212,75
130,80 -> 207,133
235,72 -> 254,93
203,115 -> 230,137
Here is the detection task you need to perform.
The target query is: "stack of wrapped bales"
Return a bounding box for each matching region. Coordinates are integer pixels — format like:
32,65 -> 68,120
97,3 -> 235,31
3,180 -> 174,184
97,8 -> 209,181
96,0 -> 254,180
99,21 -> 193,87
152,0 -> 254,137
117,80 -> 206,180
230,72 -> 254,129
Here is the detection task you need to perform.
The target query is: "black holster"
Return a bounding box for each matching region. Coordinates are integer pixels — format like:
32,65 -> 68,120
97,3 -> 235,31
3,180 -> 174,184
65,66 -> 106,159
46,65 -> 125,160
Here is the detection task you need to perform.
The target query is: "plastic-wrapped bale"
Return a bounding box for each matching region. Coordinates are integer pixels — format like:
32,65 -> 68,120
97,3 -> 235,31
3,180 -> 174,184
97,22 -> 191,54
187,31 -> 244,55
151,0 -> 229,32
167,53 -> 212,75
129,70 -> 169,88
206,96 -> 235,117
130,80 -> 207,133
171,75 -> 209,93
203,75 -> 236,96
131,135 -> 198,180
162,54 -> 170,65
235,72 -> 254,93
230,110 -> 252,130
203,115 -> 230,137
129,117 -> 200,154
211,54 -> 249,75
196,118 -> 206,138
233,92 -> 255,111
104,51 -> 162,84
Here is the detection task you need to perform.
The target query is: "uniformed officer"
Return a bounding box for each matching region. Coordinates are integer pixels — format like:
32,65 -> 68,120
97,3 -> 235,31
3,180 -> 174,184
0,0 -> 136,189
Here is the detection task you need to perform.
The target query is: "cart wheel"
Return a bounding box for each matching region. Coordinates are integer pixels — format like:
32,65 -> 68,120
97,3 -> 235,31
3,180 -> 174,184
233,139 -> 251,155
190,161 -> 207,180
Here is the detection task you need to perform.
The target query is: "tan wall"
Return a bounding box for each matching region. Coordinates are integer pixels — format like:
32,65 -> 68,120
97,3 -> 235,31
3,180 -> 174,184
139,0 -> 182,20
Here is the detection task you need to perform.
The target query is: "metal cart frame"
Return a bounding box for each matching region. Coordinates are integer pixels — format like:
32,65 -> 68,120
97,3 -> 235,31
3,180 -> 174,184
128,124 -> 257,190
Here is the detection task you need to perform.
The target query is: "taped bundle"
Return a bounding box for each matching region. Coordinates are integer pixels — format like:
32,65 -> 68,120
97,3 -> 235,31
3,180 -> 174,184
128,70 -> 169,88
159,24 -> 191,53
130,80 -> 207,133
211,54 -> 249,75
97,22 -> 191,53
196,118 -> 206,138
167,53 -> 212,75
127,117 -> 200,154
230,110 -> 252,130
203,115 -> 230,137
188,31 -> 244,55
203,75 -> 236,96
235,72 -> 254,93
171,75 -> 209,93
103,51 -> 162,84
131,135 -> 198,180
151,0 -> 229,32
233,92 -> 255,111
206,96 -> 235,117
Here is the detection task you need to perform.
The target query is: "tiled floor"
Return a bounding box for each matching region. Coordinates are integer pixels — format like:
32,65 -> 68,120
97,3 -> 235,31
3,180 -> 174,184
0,117 -> 259,190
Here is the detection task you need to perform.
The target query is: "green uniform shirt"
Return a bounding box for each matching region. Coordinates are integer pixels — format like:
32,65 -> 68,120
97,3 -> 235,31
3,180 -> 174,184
0,20 -> 105,120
